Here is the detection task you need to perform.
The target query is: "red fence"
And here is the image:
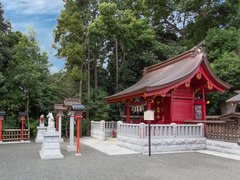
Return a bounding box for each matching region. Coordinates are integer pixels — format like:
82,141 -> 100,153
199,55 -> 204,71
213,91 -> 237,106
2,129 -> 30,142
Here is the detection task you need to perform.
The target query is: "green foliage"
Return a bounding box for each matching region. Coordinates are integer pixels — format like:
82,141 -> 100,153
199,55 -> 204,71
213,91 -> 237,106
29,118 -> 39,137
0,26 -> 58,128
204,26 -> 240,114
205,27 -> 240,62
86,89 -> 109,121
53,0 -> 89,69
211,52 -> 240,88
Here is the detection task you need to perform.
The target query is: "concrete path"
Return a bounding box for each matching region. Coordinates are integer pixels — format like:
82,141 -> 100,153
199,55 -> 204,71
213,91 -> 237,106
81,137 -> 139,155
197,150 -> 240,161
1,141 -> 240,180
82,137 -> 240,161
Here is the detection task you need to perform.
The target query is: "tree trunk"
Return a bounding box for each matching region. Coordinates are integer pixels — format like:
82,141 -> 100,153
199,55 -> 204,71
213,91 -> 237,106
115,37 -> 119,91
79,64 -> 83,103
94,51 -> 98,90
26,94 -> 30,129
87,44 -> 90,120
87,45 -> 91,99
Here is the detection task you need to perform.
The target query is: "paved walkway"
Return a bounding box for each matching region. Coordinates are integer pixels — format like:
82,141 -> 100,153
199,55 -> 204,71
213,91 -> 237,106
0,140 -> 240,180
81,137 -> 139,155
82,137 -> 240,160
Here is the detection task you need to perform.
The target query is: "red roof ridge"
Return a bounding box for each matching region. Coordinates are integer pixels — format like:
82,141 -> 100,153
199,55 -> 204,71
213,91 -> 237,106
142,42 -> 204,76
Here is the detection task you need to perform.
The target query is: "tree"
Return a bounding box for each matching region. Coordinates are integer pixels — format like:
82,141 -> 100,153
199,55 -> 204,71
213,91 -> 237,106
0,2 -> 10,33
0,29 -> 55,127
205,27 -> 240,114
53,0 -> 90,101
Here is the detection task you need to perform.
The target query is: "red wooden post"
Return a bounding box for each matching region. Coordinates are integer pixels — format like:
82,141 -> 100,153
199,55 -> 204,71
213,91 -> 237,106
76,116 -> 81,156
56,115 -> 59,131
202,88 -> 206,120
147,97 -> 153,110
126,100 -> 130,123
0,119 -> 2,141
21,119 -> 24,141
0,112 -> 6,142
202,88 -> 207,136
19,112 -> 27,141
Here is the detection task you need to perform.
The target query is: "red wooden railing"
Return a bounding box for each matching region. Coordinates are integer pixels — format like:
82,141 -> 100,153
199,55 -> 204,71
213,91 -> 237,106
2,129 -> 30,142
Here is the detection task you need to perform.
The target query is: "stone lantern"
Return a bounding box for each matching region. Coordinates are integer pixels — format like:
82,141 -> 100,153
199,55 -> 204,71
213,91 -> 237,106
72,103 -> 85,156
64,98 -> 81,152
19,112 -> 27,141
54,104 -> 67,142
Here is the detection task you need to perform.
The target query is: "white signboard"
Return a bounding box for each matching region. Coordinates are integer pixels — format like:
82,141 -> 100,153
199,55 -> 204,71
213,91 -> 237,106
144,110 -> 155,121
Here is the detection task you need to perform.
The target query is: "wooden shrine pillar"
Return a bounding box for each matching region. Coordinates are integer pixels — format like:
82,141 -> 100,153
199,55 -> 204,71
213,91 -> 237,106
202,88 -> 206,120
55,115 -> 59,131
126,100 -> 130,123
146,97 -> 152,110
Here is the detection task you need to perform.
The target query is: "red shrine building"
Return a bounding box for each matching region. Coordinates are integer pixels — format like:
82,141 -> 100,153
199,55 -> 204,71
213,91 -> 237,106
105,44 -> 231,124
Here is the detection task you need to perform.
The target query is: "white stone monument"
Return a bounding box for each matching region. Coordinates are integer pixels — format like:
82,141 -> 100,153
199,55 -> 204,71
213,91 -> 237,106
39,112 -> 64,160
35,114 -> 47,143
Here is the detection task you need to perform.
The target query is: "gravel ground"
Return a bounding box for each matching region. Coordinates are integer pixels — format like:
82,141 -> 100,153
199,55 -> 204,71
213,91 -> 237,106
0,141 -> 240,180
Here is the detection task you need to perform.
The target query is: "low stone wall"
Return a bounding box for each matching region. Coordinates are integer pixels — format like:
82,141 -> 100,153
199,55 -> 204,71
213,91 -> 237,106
117,135 -> 206,154
91,120 -> 117,141
206,139 -> 240,155
91,129 -> 105,141
117,122 -> 206,154
91,120 -> 105,141
117,135 -> 144,152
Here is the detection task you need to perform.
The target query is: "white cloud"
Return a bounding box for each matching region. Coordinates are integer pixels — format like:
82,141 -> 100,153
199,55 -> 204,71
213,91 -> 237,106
2,0 -> 64,15
50,65 -> 61,74
1,0 -> 66,73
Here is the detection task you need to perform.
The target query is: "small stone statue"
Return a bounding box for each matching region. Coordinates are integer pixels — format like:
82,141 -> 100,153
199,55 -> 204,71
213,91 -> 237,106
47,112 -> 55,129
40,114 -> 45,127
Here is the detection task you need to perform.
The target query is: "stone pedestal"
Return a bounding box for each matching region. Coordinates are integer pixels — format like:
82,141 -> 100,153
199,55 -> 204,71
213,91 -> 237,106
39,128 -> 64,160
35,126 -> 47,143
58,114 -> 64,142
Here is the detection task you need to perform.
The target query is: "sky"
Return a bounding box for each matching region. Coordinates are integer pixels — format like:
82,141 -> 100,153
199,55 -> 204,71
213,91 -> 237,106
1,0 -> 65,73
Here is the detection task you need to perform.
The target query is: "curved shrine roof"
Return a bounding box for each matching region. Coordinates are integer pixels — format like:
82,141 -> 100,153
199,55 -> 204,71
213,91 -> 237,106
226,90 -> 240,103
106,44 -> 231,103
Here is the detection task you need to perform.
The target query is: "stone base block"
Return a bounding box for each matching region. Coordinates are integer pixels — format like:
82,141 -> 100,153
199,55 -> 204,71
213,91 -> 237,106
39,130 -> 64,160
117,135 -> 206,154
35,126 -> 47,143
0,140 -> 31,144
91,130 -> 106,141
59,138 -> 64,143
66,145 -> 76,152
39,150 -> 64,160
206,139 -> 240,155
